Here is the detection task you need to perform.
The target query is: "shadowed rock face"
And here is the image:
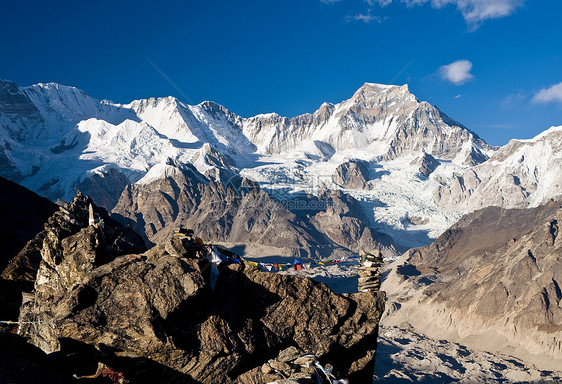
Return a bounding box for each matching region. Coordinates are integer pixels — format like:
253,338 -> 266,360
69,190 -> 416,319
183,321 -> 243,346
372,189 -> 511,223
18,200 -> 385,383
3,191 -> 146,284
0,176 -> 57,319
0,176 -> 57,274
383,201 -> 562,370
411,152 -> 440,178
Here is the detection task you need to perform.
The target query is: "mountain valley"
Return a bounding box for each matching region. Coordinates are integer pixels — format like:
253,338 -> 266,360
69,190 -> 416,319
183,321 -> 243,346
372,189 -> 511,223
2,78 -> 562,382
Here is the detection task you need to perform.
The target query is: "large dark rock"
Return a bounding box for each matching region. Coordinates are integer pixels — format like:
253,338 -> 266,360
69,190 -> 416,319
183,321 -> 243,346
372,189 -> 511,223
18,218 -> 385,383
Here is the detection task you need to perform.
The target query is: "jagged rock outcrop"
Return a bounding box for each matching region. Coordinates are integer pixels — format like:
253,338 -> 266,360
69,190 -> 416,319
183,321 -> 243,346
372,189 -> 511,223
18,211 -> 385,383
435,126 -> 562,210
245,345 -> 347,383
3,191 -> 146,285
411,152 -> 440,178
0,176 -> 58,319
333,159 -> 369,189
310,190 -> 405,257
383,200 -> 562,371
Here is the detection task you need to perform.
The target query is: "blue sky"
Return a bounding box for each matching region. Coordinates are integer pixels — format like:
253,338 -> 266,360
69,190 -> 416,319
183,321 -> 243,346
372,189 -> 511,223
1,0 -> 560,146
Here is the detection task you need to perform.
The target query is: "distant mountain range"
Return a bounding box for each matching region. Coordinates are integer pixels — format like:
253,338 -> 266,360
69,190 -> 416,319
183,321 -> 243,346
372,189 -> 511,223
2,79 -> 561,257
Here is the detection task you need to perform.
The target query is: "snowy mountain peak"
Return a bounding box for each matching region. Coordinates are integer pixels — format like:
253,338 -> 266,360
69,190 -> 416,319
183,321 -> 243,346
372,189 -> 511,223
512,125 -> 562,144
359,82 -> 409,93
435,124 -> 562,210
350,82 -> 414,104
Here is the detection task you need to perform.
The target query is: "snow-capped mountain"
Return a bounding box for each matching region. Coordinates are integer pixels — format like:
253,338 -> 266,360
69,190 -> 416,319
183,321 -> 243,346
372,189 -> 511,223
0,79 -> 495,250
243,83 -> 491,164
435,125 -> 562,210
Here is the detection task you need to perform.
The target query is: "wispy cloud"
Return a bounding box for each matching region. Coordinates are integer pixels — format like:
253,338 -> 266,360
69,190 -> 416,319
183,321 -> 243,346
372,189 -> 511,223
345,10 -> 388,23
532,82 -> 562,104
366,0 -> 393,5
439,60 -> 474,85
320,0 -> 342,3
433,0 -> 524,28
501,92 -> 526,109
332,0 -> 524,28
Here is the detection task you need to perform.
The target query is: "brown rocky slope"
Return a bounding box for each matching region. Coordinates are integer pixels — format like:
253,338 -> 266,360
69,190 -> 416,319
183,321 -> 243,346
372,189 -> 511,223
382,200 -> 562,371
111,160 -> 402,259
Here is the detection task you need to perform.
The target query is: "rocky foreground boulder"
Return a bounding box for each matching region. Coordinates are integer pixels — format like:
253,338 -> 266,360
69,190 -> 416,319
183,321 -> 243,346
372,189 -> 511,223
15,195 -> 385,383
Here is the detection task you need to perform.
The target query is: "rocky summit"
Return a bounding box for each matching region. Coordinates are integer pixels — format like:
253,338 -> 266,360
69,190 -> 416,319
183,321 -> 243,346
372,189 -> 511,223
11,192 -> 385,383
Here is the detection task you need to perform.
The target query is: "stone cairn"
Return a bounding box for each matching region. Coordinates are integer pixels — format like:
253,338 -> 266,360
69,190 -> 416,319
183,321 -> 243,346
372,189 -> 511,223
358,250 -> 383,292
165,227 -> 200,258
261,346 -> 346,384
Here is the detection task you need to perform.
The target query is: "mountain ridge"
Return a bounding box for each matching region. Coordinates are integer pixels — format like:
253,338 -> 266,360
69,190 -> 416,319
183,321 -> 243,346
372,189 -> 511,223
0,78 -> 531,255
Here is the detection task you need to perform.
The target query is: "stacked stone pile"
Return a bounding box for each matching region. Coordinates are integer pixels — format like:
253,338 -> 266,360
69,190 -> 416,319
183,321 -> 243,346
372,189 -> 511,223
164,227 -> 204,258
261,346 -> 346,384
358,251 -> 383,292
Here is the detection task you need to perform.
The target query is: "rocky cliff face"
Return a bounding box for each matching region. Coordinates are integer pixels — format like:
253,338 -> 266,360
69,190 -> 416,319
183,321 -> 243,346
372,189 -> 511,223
435,126 -> 562,210
17,196 -> 385,383
332,159 -> 370,189
382,201 -> 562,371
411,152 -> 440,178
3,192 -> 146,285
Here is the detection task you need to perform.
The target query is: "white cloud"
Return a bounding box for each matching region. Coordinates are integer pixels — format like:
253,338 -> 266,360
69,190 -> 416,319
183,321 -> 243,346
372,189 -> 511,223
345,10 -> 388,23
320,0 -> 342,3
354,0 -> 524,27
532,82 -> 562,104
366,0 -> 393,6
501,92 -> 526,109
439,60 -> 474,85
454,94 -> 462,99
431,0 -> 524,26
